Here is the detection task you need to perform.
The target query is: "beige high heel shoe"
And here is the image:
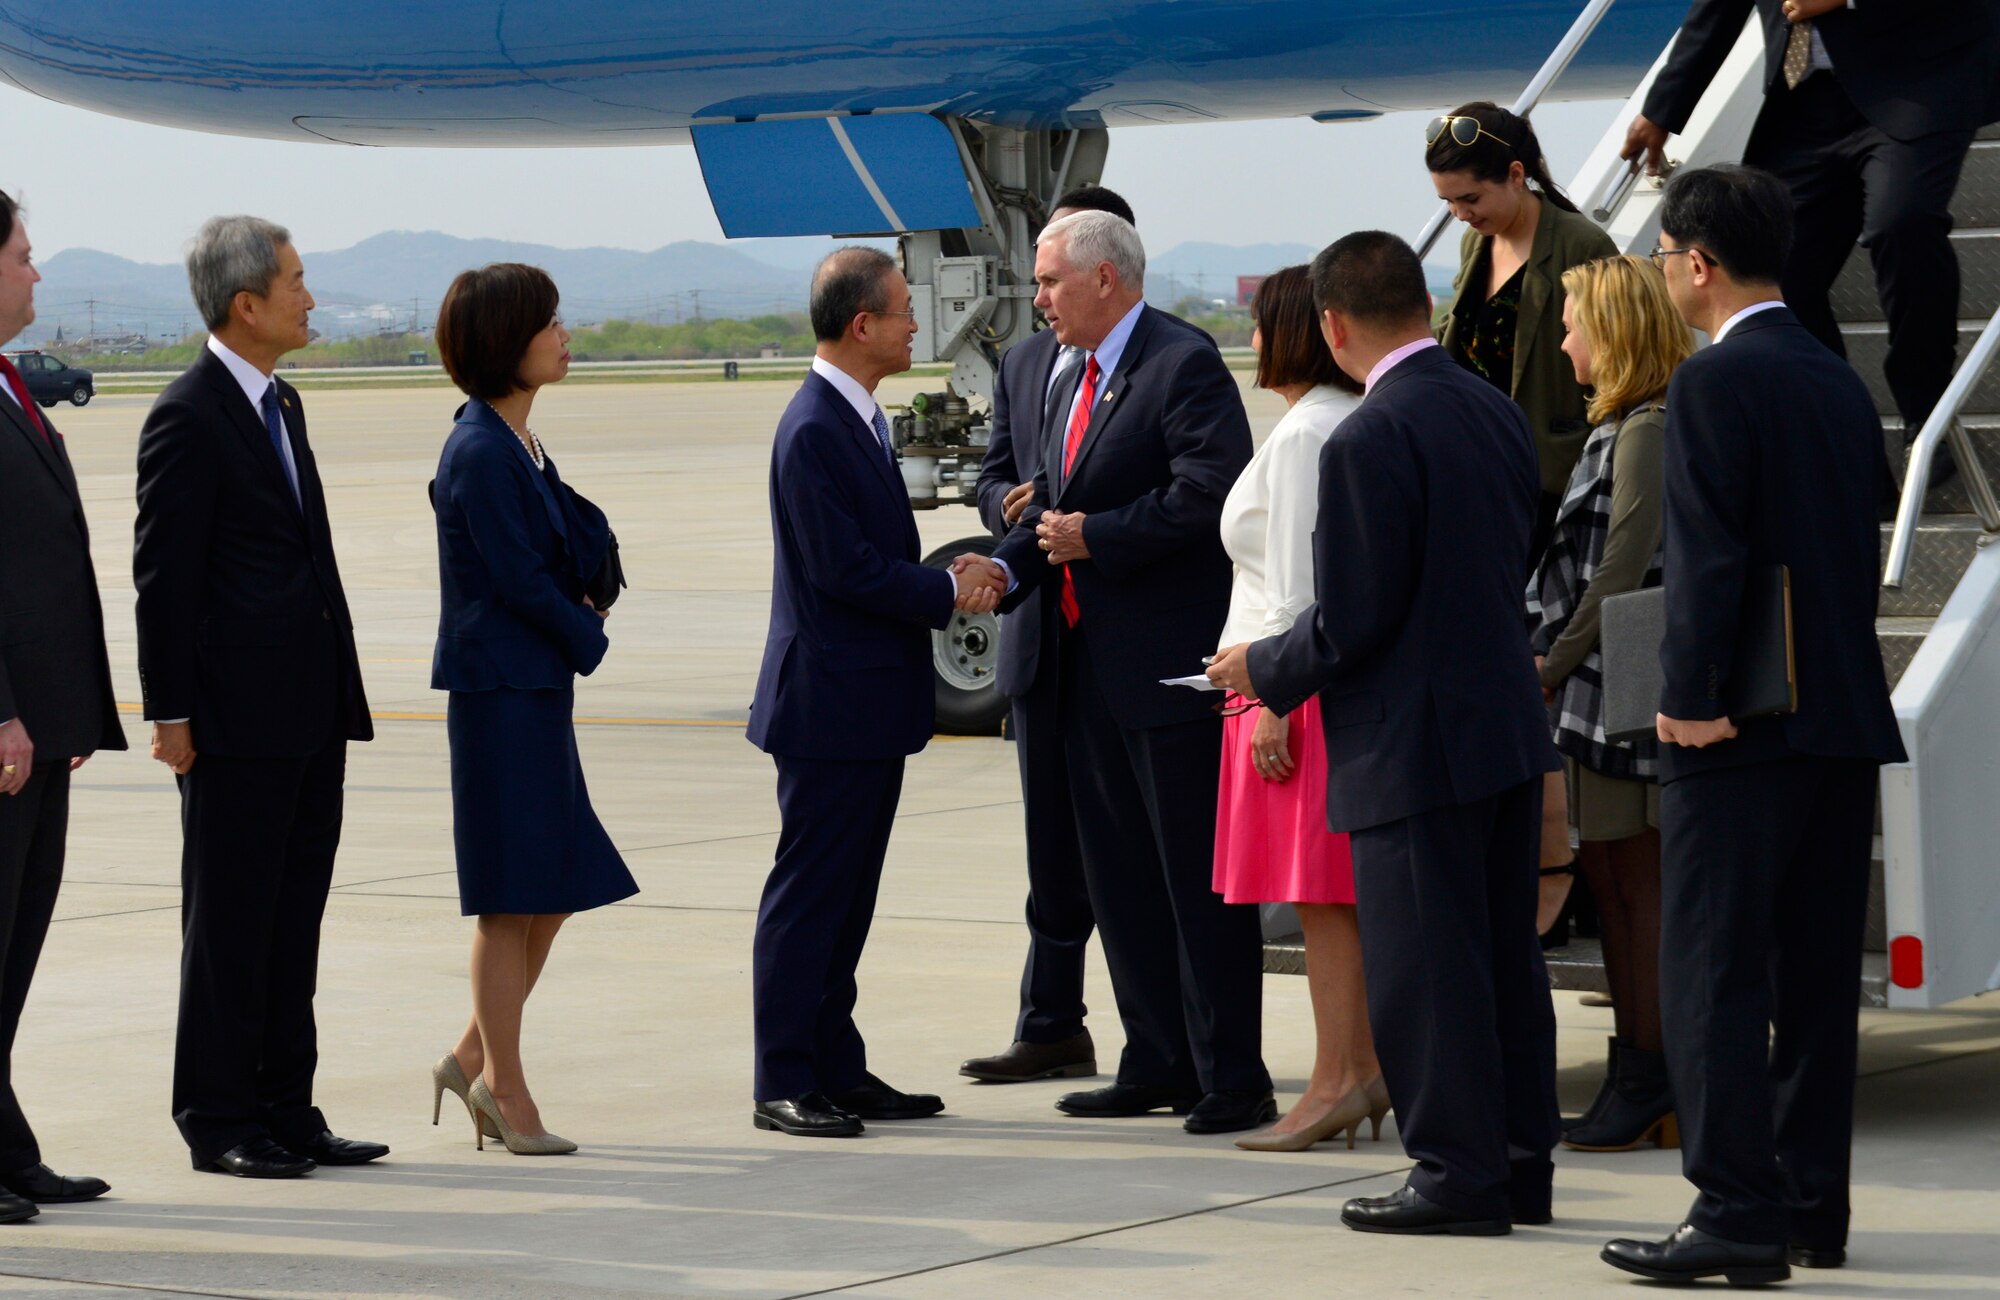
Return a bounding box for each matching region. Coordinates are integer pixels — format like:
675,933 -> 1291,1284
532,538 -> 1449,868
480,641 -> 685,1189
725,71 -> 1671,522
467,1078 -> 577,1155
432,1053 -> 499,1139
1235,1085 -> 1375,1152
1363,1075 -> 1392,1141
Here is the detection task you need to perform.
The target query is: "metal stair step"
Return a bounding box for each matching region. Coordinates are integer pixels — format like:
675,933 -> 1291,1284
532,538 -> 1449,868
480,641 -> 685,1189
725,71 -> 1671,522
1948,141 -> 2000,228
1877,515 -> 1991,616
1835,228 -> 2000,322
1845,322 -> 2000,418
1883,413 -> 2000,515
1878,615 -> 1933,688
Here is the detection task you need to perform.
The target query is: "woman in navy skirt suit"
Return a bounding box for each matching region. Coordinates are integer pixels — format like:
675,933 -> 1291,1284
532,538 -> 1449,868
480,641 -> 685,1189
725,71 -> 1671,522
426,263 -> 637,1154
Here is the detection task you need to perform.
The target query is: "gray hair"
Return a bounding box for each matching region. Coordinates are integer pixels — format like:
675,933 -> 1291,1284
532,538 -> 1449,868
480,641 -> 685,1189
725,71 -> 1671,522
186,215 -> 292,330
1039,210 -> 1145,289
809,245 -> 897,343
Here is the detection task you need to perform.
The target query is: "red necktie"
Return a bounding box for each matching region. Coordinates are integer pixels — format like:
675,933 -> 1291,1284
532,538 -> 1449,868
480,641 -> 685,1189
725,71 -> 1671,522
1058,356 -> 1101,627
0,355 -> 52,448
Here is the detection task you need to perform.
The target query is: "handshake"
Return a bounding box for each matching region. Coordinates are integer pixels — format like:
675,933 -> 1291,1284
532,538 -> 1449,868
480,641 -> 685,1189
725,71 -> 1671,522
951,554 -> 1008,613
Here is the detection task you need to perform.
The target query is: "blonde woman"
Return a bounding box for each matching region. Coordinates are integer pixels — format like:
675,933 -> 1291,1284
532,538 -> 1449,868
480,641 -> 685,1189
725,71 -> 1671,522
1526,255 -> 1693,1153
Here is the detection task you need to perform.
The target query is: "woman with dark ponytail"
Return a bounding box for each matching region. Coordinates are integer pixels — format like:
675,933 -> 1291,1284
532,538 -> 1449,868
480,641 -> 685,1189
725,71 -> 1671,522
1428,100 -> 1616,950
1428,101 -> 1616,565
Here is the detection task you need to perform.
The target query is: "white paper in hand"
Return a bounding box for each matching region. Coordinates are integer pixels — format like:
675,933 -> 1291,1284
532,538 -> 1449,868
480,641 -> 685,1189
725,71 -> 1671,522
1160,674 -> 1223,692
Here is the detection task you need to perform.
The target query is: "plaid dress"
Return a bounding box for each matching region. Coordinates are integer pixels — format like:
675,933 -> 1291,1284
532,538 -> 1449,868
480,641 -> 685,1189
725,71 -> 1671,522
1526,406 -> 1663,781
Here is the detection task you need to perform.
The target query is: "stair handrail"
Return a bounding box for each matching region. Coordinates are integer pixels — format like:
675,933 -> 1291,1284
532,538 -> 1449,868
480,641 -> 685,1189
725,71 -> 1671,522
1413,0 -> 1620,259
1884,304 -> 2000,587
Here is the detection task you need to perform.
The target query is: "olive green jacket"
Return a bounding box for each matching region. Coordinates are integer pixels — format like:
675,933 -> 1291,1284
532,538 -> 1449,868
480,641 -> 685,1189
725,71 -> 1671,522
1438,200 -> 1618,494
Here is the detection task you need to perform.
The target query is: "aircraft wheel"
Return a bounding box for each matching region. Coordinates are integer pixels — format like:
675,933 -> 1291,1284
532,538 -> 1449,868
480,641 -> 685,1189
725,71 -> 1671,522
923,535 -> 1007,735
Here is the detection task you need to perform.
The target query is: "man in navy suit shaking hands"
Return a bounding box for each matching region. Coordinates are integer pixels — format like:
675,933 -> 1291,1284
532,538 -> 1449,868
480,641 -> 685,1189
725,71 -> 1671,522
746,248 -> 1005,1137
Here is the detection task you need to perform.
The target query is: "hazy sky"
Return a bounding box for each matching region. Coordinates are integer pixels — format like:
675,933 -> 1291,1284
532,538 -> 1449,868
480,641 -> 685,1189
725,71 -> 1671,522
4,83 -> 1627,263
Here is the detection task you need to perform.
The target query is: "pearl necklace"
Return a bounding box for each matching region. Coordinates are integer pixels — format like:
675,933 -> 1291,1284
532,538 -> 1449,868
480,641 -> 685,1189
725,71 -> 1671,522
494,409 -> 546,470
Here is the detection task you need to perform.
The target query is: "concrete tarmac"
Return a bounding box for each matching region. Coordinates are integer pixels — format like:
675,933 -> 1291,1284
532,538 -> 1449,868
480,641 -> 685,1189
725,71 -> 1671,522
11,377 -> 2000,1298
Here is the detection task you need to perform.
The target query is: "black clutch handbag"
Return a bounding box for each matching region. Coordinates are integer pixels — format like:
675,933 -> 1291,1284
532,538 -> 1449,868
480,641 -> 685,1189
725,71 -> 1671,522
585,532 -> 626,611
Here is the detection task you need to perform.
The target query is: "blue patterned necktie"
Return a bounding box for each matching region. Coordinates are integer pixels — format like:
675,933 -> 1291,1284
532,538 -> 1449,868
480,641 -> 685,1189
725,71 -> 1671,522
261,382 -> 302,509
869,407 -> 895,463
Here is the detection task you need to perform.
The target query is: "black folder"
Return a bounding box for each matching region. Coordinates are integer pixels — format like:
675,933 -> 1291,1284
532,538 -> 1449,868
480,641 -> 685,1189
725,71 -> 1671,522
1599,565 -> 1797,743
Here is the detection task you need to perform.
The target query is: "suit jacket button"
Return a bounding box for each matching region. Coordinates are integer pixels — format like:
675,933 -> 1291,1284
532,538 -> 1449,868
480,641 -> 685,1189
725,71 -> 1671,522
322,608 -> 332,621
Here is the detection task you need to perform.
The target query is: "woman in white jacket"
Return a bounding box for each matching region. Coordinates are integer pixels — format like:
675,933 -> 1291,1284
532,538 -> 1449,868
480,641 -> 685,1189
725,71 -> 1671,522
1212,266 -> 1385,1151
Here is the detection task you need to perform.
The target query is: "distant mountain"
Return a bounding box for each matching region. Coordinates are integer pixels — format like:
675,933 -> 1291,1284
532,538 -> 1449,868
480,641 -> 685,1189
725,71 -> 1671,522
18,229 -> 1465,345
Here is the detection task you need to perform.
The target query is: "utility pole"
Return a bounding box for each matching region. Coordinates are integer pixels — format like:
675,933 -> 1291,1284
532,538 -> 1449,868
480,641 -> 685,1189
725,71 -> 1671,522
412,296 -> 420,335
690,289 -> 702,321
86,298 -> 96,343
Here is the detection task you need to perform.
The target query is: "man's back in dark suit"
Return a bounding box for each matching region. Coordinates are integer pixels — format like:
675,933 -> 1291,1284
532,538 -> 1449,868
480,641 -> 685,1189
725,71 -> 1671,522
1659,306 -> 1904,779
1652,304 -> 1904,1254
1251,345 -> 1557,833
1249,338 -> 1560,1223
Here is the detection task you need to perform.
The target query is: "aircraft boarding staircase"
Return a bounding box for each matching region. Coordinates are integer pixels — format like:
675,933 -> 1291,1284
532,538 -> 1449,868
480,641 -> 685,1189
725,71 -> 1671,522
1266,4 -> 2000,1010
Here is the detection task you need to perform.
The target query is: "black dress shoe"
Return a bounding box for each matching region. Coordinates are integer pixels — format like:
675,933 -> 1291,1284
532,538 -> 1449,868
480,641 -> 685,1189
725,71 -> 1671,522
1602,1223 -> 1789,1286
203,1137 -> 315,1179
1,1163 -> 110,1203
960,1032 -> 1097,1082
1789,1244 -> 1845,1269
753,1092 -> 864,1137
1341,1183 -> 1511,1236
1055,1082 -> 1201,1118
0,1189 -> 37,1223
289,1132 -> 389,1166
826,1072 -> 945,1120
1183,1088 -> 1278,1134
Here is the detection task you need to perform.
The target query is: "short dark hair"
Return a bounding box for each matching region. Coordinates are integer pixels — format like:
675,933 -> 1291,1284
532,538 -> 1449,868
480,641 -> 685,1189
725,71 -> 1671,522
1309,231 -> 1431,328
1658,164 -> 1792,284
1424,101 -> 1580,214
1050,184 -> 1135,227
1253,265 -> 1355,394
809,246 -> 897,343
435,263 -> 560,401
0,189 -> 20,250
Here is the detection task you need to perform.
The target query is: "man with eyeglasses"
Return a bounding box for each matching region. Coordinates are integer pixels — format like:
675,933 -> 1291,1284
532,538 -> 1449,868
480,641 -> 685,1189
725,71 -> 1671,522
1602,165 -> 1904,1284
745,247 -> 1004,1138
1624,0 -> 1998,491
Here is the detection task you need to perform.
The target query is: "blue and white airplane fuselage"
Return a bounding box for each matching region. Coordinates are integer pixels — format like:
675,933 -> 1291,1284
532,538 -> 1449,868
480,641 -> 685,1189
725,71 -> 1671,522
0,1 -> 1681,145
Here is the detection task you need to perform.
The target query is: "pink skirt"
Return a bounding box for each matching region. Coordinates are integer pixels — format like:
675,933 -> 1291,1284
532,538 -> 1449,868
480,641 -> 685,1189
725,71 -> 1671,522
1213,696 -> 1355,905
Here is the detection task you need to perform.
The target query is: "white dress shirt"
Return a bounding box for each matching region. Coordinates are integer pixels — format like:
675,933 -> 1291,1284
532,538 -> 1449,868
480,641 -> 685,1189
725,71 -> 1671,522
1711,298 -> 1787,343
1218,385 -> 1362,646
208,334 -> 302,496
810,354 -> 889,453
1056,300 -> 1146,457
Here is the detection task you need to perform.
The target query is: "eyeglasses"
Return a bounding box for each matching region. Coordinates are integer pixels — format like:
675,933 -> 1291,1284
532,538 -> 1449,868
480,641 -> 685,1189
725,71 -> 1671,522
1648,245 -> 1713,271
1212,691 -> 1259,718
871,309 -> 919,320
1425,115 -> 1514,152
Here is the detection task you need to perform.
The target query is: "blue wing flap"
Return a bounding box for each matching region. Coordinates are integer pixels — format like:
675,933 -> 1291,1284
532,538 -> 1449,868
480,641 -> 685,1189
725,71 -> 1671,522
693,114 -> 979,237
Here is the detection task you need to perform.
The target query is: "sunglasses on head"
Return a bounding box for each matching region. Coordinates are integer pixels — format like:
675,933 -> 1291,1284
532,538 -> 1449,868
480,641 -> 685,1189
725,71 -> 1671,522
1425,115 -> 1513,152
